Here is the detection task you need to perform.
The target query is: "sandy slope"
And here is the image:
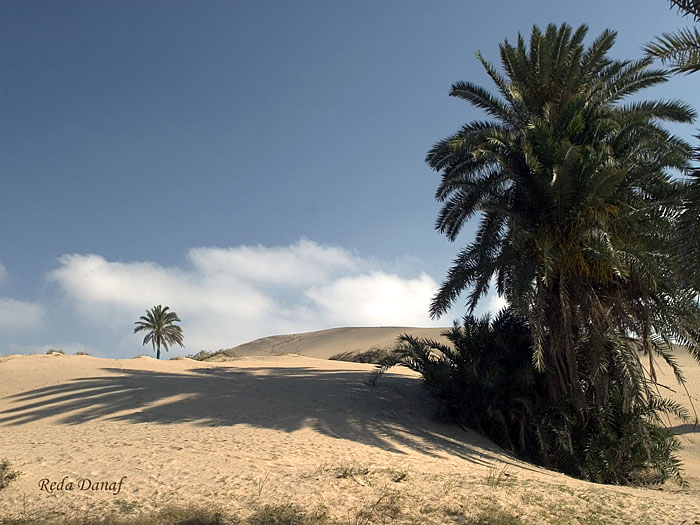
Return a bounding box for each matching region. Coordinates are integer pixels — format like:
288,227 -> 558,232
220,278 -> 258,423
0,341 -> 699,524
215,326 -> 450,359
653,348 -> 700,481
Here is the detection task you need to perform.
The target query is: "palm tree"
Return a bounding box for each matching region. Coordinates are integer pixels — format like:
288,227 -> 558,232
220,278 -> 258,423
644,1 -> 700,73
645,2 -> 700,287
427,23 -> 699,436
133,305 -> 185,359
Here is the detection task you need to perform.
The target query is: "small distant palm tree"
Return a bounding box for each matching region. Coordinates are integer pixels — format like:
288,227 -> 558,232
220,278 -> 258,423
133,305 -> 184,359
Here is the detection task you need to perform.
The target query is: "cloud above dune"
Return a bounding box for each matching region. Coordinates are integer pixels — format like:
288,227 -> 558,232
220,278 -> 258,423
188,240 -> 366,286
0,298 -> 45,332
0,262 -> 46,333
49,239 -> 446,354
306,272 -> 439,326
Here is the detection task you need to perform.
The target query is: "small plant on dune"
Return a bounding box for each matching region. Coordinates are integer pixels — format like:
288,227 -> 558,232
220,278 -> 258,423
247,503 -> 329,525
469,504 -> 524,525
74,351 -> 91,356
126,504 -> 237,525
352,489 -> 403,525
254,472 -> 269,497
187,350 -> 216,361
387,466 -> 409,483
330,348 -> 400,365
0,459 -> 20,490
335,462 -> 370,479
46,348 -> 64,355
486,464 -> 512,487
114,499 -> 140,515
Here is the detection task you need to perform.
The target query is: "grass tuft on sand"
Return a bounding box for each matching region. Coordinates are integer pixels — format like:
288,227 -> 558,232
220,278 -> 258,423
0,499 -> 524,525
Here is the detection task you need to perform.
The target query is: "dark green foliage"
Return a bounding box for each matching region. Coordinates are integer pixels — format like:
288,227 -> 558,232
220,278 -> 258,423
329,348 -> 400,365
390,312 -> 686,484
677,156 -> 700,291
423,22 -> 700,484
134,305 -> 185,359
395,312 -> 538,451
647,5 -> 700,279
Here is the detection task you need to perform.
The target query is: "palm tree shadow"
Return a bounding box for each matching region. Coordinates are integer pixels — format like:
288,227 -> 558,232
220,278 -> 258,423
0,364 -> 505,468
670,422 -> 700,435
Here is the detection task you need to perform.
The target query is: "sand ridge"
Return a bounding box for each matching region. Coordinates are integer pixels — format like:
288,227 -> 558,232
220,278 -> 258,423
216,326 -> 450,359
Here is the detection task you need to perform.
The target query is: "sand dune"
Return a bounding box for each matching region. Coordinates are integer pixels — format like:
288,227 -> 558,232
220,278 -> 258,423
1,332 -> 699,524
214,326 -> 450,359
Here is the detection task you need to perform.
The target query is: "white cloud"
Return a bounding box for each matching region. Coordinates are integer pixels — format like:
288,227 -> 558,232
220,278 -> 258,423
48,239 -> 444,354
0,298 -> 45,331
50,253 -> 273,319
485,293 -> 508,315
306,272 -> 439,326
188,239 -> 364,286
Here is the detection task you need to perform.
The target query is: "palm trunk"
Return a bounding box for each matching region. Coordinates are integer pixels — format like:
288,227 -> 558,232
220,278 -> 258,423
157,344 -> 161,360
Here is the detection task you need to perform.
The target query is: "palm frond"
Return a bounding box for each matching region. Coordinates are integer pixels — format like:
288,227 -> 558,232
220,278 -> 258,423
669,0 -> 700,21
644,27 -> 700,74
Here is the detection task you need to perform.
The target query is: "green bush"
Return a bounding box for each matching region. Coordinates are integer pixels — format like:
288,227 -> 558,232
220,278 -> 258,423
385,310 -> 685,485
186,350 -> 216,361
330,348 -> 399,365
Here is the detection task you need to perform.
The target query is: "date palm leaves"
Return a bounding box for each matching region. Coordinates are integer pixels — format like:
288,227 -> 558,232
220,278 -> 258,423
424,22 -> 700,483
133,305 -> 185,359
644,27 -> 700,74
428,23 -> 696,335
644,1 -> 700,74
646,2 -> 700,288
668,0 -> 700,19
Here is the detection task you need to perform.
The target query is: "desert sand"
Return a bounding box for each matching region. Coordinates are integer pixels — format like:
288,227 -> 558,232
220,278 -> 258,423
1,328 -> 699,524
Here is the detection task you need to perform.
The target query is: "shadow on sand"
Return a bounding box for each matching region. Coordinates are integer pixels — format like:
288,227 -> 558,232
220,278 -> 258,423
0,364 -> 520,470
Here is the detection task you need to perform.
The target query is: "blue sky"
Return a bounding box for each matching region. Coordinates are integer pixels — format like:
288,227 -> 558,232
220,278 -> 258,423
1,1 -> 698,357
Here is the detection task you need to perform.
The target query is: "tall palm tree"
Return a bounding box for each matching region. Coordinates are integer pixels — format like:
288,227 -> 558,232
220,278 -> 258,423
133,305 -> 185,359
427,23 -> 700,414
644,1 -> 700,73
